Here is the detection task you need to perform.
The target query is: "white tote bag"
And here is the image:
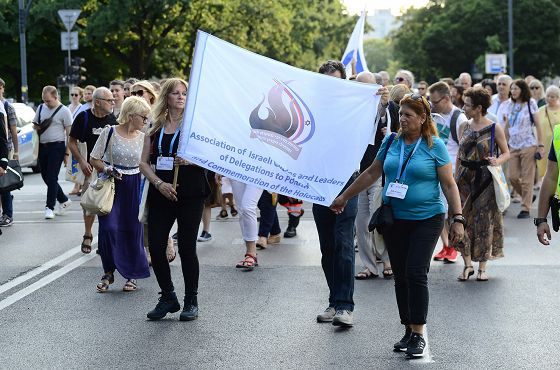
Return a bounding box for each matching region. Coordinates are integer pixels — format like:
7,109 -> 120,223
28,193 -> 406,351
138,176 -> 150,224
488,165 -> 510,212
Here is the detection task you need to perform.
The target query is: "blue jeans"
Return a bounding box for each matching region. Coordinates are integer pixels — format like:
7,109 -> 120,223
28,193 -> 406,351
257,191 -> 281,237
1,192 -> 13,218
312,185 -> 358,311
38,142 -> 68,210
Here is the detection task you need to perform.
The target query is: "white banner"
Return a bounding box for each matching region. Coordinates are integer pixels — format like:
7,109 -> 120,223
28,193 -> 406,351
178,31 -> 380,206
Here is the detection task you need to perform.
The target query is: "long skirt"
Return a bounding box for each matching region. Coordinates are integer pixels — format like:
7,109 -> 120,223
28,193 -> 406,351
98,173 -> 150,279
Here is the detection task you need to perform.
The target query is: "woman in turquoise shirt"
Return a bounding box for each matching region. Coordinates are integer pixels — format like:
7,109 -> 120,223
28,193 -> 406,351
331,94 -> 464,358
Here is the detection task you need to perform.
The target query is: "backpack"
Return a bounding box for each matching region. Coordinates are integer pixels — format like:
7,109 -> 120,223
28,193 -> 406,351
449,109 -> 462,144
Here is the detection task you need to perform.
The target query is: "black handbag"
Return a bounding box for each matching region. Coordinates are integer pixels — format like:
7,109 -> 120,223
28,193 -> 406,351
0,160 -> 24,193
368,133 -> 397,234
549,195 -> 560,232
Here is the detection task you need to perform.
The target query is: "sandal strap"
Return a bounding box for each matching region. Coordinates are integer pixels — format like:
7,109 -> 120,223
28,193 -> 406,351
83,234 -> 93,241
244,253 -> 257,262
464,266 -> 474,271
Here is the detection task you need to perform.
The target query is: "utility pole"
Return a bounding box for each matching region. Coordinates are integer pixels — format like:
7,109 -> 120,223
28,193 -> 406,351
18,0 -> 32,103
508,0 -> 514,76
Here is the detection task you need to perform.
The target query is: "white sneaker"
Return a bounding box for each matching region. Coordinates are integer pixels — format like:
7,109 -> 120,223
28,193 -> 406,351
316,307 -> 336,322
332,310 -> 354,327
55,199 -> 72,215
45,208 -> 55,219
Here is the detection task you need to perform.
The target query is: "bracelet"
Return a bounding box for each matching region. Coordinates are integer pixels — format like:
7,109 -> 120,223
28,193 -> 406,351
452,213 -> 463,217
538,144 -> 545,147
154,179 -> 163,188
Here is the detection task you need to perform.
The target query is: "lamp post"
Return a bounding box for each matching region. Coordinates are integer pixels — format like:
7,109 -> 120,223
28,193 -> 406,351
508,0 -> 514,76
18,0 -> 32,103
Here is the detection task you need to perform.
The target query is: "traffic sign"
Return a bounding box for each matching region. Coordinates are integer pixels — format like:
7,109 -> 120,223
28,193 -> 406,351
485,54 -> 507,74
58,9 -> 81,32
61,32 -> 78,51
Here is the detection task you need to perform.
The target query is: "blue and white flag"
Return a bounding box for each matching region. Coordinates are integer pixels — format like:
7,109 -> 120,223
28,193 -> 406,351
341,11 -> 369,77
178,31 -> 380,206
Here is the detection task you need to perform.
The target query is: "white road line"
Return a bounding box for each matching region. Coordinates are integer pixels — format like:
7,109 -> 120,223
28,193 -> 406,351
0,238 -> 97,295
0,248 -> 98,311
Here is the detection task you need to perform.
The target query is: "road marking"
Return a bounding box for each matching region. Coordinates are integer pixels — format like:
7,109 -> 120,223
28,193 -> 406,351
0,248 -> 98,311
0,238 -> 96,296
14,210 -> 83,214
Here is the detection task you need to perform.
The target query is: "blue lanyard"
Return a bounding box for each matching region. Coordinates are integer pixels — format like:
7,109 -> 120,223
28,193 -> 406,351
396,137 -> 422,183
508,103 -> 522,127
158,127 -> 180,157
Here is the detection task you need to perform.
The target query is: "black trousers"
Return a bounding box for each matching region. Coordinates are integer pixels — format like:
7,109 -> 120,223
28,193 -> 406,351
147,190 -> 205,297
383,214 -> 444,325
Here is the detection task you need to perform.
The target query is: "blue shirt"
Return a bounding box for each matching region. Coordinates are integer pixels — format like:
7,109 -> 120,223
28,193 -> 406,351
375,135 -> 450,220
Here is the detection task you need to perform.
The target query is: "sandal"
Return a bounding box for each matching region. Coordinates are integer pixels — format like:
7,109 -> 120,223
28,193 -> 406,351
81,234 -> 93,254
355,268 -> 378,280
96,273 -> 114,293
123,279 -> 138,292
383,268 -> 394,279
476,270 -> 489,282
235,253 -> 258,270
457,265 -> 474,281
230,205 -> 238,217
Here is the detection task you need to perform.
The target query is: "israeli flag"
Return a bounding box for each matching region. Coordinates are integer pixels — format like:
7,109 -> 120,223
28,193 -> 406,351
341,11 -> 369,77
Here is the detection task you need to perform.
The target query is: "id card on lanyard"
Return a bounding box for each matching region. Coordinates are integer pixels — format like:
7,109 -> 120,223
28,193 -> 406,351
156,127 -> 180,171
386,138 -> 421,199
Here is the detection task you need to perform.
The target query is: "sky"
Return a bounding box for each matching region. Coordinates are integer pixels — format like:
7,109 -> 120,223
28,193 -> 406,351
342,0 -> 429,16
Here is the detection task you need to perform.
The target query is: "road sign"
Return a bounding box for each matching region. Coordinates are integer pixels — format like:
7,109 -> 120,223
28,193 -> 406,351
485,54 -> 507,74
57,9 -> 81,32
60,32 -> 78,51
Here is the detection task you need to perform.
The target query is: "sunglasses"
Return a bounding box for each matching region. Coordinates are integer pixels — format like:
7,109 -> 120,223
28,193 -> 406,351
395,77 -> 405,82
531,86 -> 541,90
70,93 -> 79,97
131,90 -> 145,96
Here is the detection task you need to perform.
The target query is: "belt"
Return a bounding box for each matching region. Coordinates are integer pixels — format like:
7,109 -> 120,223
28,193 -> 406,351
40,141 -> 65,145
103,161 -> 139,170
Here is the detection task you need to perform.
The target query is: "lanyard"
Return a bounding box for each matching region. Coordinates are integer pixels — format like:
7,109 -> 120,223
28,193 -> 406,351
158,127 -> 180,157
396,137 -> 422,183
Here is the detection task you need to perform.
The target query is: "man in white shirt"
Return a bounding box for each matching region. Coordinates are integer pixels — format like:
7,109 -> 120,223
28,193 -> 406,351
429,81 -> 468,264
458,72 -> 472,90
32,86 -> 74,219
489,74 -> 512,123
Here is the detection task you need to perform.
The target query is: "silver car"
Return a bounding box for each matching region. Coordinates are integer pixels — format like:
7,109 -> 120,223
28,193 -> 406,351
13,103 -> 40,173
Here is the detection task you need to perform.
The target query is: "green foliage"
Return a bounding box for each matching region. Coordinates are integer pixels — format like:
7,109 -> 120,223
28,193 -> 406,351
363,38 -> 394,72
391,0 -> 560,82
0,0 -> 356,102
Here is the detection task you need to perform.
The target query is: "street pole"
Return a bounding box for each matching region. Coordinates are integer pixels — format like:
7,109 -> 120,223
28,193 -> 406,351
508,0 -> 514,76
18,0 -> 31,103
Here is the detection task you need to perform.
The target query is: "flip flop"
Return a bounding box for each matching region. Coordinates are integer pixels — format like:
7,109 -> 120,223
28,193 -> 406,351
383,268 -> 394,279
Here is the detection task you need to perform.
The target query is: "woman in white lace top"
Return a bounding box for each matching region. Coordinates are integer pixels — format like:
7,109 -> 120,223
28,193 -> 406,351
89,96 -> 151,293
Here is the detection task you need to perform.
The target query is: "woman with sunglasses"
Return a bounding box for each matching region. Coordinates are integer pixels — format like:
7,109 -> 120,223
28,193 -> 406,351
331,93 -> 463,358
131,81 -> 158,106
89,96 -> 152,293
529,79 -> 546,108
140,78 -> 211,321
68,87 -> 83,117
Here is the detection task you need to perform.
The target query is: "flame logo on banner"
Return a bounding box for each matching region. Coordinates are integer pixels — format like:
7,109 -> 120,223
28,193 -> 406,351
249,79 -> 315,159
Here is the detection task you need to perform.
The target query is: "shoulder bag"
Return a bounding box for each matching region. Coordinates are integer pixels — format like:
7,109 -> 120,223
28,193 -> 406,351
37,104 -> 64,137
0,160 -> 24,193
368,133 -> 397,234
487,123 -> 511,212
80,127 -> 115,215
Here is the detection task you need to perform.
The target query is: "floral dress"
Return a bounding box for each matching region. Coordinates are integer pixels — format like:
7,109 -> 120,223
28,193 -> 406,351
454,123 -> 504,262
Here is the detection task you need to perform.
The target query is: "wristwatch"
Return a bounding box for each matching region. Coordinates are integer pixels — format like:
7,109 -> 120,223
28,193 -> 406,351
451,215 -> 466,226
534,218 -> 548,226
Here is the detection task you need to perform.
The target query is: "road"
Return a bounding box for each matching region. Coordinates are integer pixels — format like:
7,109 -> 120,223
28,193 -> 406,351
1,168 -> 559,369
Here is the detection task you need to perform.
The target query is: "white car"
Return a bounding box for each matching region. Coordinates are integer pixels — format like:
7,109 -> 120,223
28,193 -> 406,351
13,103 -> 40,173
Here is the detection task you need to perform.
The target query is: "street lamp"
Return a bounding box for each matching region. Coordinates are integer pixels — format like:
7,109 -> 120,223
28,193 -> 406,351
18,0 -> 32,103
508,0 -> 514,76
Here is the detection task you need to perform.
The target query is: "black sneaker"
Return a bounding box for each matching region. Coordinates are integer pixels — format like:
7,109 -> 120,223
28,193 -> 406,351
405,332 -> 426,357
0,215 -> 13,227
197,231 -> 212,242
147,291 -> 181,320
517,211 -> 530,219
284,226 -> 297,238
180,296 -> 198,321
393,327 -> 412,352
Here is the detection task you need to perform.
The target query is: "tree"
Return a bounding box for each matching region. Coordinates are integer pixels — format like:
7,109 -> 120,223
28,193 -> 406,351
363,38 -> 394,72
391,0 -> 560,82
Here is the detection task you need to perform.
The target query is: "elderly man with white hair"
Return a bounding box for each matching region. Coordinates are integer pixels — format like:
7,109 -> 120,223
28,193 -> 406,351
489,74 -> 512,120
353,71 -> 393,280
458,72 -> 472,89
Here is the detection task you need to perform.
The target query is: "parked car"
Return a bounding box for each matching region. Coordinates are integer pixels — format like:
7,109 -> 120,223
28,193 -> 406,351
13,103 -> 40,173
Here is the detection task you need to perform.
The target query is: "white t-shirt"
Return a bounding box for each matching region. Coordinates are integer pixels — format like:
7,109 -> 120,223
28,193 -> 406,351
33,103 -> 73,144
433,106 -> 468,166
489,94 -> 510,126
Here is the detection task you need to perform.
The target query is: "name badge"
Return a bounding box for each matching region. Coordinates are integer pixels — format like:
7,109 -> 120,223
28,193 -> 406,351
386,182 -> 408,199
156,156 -> 174,171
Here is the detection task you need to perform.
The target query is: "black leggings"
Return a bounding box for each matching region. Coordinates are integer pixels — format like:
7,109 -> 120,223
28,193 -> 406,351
147,191 -> 205,297
383,214 -> 444,325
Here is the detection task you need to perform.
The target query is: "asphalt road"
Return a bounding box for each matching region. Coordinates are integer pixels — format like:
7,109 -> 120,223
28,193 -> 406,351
1,169 -> 559,369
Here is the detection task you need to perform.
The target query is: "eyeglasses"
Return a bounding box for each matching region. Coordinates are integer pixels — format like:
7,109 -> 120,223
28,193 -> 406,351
430,96 -> 446,105
136,114 -> 149,123
98,98 -> 116,104
531,86 -> 541,90
131,90 -> 144,96
70,93 -> 79,97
